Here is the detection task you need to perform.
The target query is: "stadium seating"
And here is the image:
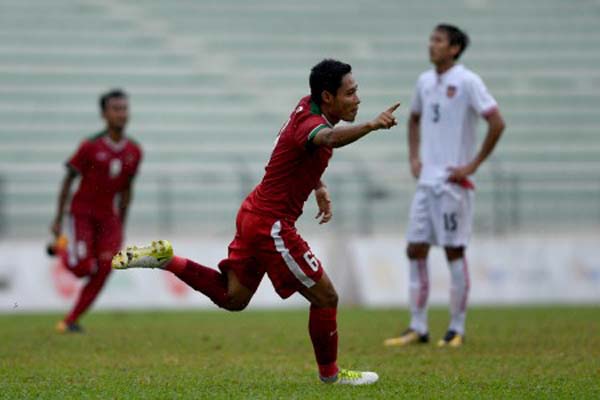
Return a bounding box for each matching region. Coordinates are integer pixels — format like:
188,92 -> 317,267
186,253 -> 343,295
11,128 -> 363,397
0,0 -> 599,237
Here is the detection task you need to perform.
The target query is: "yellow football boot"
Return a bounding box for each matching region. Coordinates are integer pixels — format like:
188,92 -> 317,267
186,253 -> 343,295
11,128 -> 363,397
384,328 -> 429,347
112,240 -> 173,270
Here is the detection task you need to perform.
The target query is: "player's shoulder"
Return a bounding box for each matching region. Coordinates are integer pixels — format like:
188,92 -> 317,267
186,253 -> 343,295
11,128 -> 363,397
296,95 -> 319,115
123,137 -> 143,159
455,65 -> 484,85
416,69 -> 436,85
85,130 -> 106,143
126,136 -> 142,150
74,131 -> 104,152
295,95 -> 328,125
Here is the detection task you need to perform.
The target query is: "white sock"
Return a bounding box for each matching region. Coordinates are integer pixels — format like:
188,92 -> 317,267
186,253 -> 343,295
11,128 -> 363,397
448,258 -> 470,335
408,259 -> 429,335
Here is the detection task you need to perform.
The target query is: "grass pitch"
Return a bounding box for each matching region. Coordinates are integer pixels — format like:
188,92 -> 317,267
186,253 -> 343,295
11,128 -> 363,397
1,307 -> 599,399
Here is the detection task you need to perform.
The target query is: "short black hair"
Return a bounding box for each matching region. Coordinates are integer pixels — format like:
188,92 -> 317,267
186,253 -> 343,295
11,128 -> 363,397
435,24 -> 470,60
310,59 -> 352,105
99,88 -> 128,112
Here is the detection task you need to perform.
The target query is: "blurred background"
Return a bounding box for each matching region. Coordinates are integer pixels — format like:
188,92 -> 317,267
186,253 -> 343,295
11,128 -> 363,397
0,0 -> 599,311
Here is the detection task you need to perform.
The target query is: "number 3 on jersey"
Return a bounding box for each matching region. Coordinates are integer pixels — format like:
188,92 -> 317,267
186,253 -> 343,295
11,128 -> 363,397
431,103 -> 440,123
303,250 -> 320,272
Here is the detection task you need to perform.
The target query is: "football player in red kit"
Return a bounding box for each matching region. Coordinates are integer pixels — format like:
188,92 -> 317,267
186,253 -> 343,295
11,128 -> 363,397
113,60 -> 398,385
49,89 -> 142,333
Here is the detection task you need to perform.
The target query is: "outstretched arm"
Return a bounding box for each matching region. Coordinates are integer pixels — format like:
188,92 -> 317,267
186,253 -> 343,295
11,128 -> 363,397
447,110 -> 506,182
50,168 -> 77,237
312,102 -> 401,149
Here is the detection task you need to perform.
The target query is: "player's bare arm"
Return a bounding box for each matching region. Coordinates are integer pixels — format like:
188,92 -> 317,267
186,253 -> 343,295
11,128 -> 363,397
448,110 -> 506,183
408,112 -> 422,179
312,102 -> 400,149
50,168 -> 77,237
119,179 -> 135,224
314,181 -> 332,225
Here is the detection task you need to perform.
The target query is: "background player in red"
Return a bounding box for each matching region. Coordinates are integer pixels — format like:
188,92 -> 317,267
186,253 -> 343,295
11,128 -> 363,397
112,59 -> 399,385
49,89 -> 142,333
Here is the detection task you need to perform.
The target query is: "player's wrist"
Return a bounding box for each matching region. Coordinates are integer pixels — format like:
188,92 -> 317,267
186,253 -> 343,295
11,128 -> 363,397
469,160 -> 480,173
315,181 -> 327,190
315,189 -> 328,199
366,120 -> 379,132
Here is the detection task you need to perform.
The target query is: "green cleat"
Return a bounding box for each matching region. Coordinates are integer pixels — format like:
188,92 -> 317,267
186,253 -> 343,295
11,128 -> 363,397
321,368 -> 379,386
112,240 -> 173,270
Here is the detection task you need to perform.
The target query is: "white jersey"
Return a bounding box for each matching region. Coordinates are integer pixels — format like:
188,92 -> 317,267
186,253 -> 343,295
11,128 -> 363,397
410,64 -> 498,186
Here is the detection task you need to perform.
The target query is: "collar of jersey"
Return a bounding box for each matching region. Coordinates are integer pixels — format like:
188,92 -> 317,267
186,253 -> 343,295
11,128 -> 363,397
436,63 -> 462,80
310,99 -> 334,128
310,99 -> 322,115
101,132 -> 128,152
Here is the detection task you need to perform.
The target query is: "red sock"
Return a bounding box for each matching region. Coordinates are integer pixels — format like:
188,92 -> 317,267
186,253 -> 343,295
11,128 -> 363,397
309,306 -> 339,378
166,256 -> 229,307
65,261 -> 111,324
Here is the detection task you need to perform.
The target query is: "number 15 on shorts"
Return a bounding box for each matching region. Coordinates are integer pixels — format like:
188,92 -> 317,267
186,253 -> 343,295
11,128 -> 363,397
444,213 -> 458,232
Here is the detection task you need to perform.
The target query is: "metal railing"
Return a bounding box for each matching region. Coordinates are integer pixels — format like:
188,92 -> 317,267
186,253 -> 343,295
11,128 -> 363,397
0,161 -> 598,239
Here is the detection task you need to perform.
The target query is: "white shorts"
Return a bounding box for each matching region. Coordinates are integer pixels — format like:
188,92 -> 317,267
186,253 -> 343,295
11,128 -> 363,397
406,184 -> 474,247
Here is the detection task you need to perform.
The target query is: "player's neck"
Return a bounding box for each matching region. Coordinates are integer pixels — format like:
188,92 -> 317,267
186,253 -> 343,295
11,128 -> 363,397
320,108 -> 340,126
106,128 -> 124,143
435,60 -> 455,75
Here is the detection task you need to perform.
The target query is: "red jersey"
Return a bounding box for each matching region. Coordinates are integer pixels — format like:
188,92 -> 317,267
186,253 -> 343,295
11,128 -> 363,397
244,96 -> 333,222
67,131 -> 142,218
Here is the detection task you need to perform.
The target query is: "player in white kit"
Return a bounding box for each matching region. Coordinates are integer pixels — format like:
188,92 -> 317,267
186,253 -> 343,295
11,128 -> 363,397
384,24 -> 505,347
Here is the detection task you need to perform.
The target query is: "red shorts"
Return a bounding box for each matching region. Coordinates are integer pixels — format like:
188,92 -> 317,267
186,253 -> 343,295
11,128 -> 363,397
218,208 -> 324,299
60,212 -> 123,277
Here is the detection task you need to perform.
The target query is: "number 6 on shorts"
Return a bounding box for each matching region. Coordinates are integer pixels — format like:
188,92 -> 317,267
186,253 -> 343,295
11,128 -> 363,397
303,250 -> 320,272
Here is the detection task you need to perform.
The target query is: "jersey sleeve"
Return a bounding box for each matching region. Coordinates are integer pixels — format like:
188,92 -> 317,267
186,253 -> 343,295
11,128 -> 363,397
294,115 -> 329,148
409,79 -> 423,115
66,140 -> 90,174
466,74 -> 498,116
130,146 -> 143,178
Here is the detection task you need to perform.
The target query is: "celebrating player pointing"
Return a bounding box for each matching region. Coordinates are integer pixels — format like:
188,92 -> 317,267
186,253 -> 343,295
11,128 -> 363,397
113,59 -> 399,385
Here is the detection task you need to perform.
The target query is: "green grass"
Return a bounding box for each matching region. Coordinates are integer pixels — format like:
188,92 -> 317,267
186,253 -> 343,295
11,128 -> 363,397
1,307 -> 599,399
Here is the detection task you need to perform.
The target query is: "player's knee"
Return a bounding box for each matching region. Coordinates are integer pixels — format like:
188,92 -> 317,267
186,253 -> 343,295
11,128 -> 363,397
222,290 -> 251,312
445,246 -> 465,261
407,243 -> 428,259
316,287 -> 338,308
406,246 -> 417,259
326,290 -> 339,308
223,297 -> 249,312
